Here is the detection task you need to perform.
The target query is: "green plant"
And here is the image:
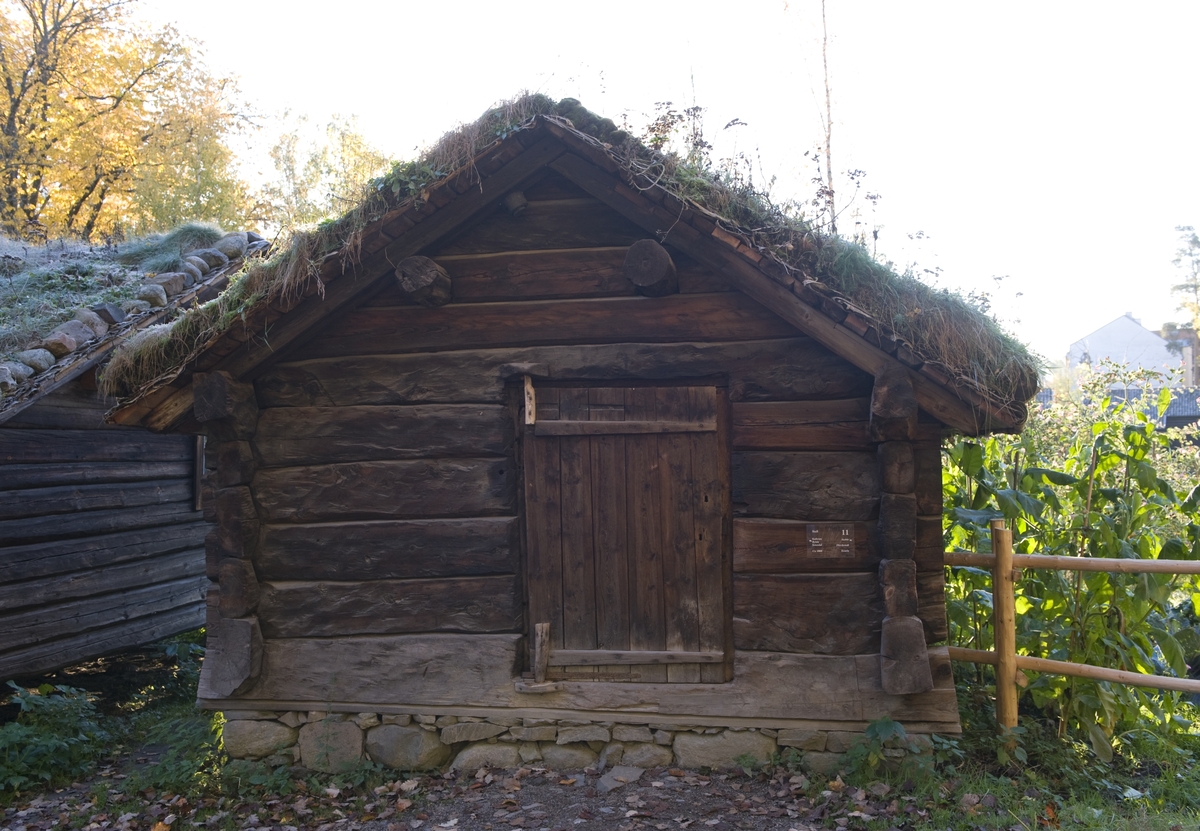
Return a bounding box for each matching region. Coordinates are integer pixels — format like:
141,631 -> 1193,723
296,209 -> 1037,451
945,363 -> 1200,759
0,682 -> 109,793
843,717 -> 931,777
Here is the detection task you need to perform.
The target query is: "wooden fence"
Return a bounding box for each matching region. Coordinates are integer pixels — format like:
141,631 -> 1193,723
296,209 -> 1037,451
945,519 -> 1200,733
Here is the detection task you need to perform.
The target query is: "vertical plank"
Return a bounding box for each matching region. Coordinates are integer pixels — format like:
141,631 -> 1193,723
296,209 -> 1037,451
524,430 -> 564,650
689,386 -> 727,682
658,386 -> 701,682
626,386 -> 667,681
558,389 -> 596,678
590,387 -> 629,680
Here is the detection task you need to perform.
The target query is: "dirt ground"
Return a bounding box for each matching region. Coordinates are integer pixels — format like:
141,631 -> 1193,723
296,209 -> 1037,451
3,759 -> 963,831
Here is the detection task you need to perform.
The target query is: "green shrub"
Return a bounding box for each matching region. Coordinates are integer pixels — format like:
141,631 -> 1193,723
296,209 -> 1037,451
0,682 -> 109,793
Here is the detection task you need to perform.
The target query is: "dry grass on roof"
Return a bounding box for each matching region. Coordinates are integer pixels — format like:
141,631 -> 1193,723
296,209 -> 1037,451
102,92 -> 1042,417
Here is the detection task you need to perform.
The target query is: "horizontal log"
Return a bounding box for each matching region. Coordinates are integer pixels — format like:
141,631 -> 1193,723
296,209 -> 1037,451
0,460 -> 192,491
0,546 -> 205,613
253,458 -> 516,522
548,650 -> 724,666
534,419 -> 715,436
0,501 -> 203,546
426,198 -> 646,255
733,573 -> 883,654
0,521 -> 208,582
256,339 -> 872,408
732,518 -> 876,573
0,428 -> 192,464
732,451 -> 879,520
1,575 -> 207,652
366,248 -> 729,306
731,399 -> 870,450
293,293 -> 798,360
0,601 -> 204,679
254,405 -> 513,467
856,648 -> 958,723
225,634 -> 958,727
2,382 -> 114,430
257,575 -> 521,638
0,479 -> 193,521
948,646 -> 1200,694
256,517 -> 517,581
945,551 -> 1200,574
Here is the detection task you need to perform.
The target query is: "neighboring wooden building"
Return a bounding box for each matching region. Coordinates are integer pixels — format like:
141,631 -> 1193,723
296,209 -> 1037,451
109,113 -> 1037,770
0,240 -> 260,681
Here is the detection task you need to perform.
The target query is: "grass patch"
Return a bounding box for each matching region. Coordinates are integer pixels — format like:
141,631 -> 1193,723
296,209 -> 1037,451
101,93 -> 1042,419
115,223 -> 225,274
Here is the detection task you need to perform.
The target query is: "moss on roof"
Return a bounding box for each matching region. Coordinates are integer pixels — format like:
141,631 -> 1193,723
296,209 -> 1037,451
101,94 -> 1042,423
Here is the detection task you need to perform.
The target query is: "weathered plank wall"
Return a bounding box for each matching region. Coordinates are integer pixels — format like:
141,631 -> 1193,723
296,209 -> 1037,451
221,172 -> 951,724
0,380 -> 207,679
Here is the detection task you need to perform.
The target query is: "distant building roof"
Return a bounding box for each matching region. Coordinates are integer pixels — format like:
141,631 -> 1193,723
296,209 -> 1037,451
1067,313 -> 1193,386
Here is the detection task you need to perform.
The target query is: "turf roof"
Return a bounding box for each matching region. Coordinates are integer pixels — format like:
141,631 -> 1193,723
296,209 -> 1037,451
102,94 -> 1042,432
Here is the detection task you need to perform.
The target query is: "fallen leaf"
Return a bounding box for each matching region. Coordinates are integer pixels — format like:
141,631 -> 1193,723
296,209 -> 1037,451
400,780 -> 420,794
324,788 -> 341,799
559,779 -> 577,786
437,819 -> 458,829
396,799 -> 413,812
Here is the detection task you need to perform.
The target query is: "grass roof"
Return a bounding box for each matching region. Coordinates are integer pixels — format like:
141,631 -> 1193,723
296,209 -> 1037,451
101,94 -> 1042,421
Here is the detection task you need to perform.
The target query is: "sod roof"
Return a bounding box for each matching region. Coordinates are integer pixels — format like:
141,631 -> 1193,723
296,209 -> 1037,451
104,95 -> 1041,436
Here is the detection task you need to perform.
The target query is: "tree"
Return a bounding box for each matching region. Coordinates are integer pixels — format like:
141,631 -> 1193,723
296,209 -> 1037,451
1171,225 -> 1200,329
261,114 -> 390,230
0,0 -> 250,239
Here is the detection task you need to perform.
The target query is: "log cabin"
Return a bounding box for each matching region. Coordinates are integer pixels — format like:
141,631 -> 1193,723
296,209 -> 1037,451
0,239 -> 261,681
105,99 -> 1039,772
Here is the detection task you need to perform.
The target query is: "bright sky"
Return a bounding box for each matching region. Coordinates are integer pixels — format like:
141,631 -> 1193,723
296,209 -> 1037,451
137,0 -> 1200,368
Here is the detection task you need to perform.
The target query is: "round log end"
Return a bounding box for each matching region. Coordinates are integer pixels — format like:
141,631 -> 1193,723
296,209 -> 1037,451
623,239 -> 678,297
397,256 -> 453,307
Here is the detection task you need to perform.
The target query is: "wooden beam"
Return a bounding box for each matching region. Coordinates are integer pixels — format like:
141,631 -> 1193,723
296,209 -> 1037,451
548,649 -> 724,666
548,152 -> 998,435
946,550 -> 1200,575
534,419 -> 715,436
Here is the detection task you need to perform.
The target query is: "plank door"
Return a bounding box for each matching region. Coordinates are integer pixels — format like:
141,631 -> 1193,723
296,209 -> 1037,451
523,383 -> 732,683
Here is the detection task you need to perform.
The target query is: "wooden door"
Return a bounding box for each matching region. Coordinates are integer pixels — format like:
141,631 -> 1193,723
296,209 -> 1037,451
523,383 -> 732,683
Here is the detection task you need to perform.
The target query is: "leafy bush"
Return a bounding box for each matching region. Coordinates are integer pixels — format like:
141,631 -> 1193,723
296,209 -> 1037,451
0,682 -> 109,792
945,363 -> 1200,759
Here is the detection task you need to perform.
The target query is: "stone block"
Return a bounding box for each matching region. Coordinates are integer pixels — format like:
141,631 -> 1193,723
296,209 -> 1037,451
150,272 -> 187,297
223,720 -> 298,760
621,742 -> 674,768
672,731 -> 776,770
435,715 -> 459,728
777,729 -> 827,751
40,332 -> 76,357
121,299 -> 151,314
557,725 -> 610,745
181,261 -> 204,284
653,730 -> 673,746
522,718 -> 557,727
612,725 -> 654,743
509,726 -> 556,742
518,742 -> 542,763
598,742 -> 623,769
450,742 -> 521,771
298,720 -> 363,773
441,722 -> 507,744
190,247 -> 230,269
801,751 -> 844,776
137,283 -> 168,307
382,714 -> 412,726
824,731 -> 863,754
366,724 -> 451,770
89,302 -> 125,325
416,714 -> 437,724
354,713 -> 380,729
486,716 -> 522,727
73,308 -> 108,338
52,319 -> 95,347
185,255 -> 211,275
1,361 -> 34,382
648,723 -> 693,731
540,742 -> 598,770
278,712 -> 306,728
214,232 -> 249,260
0,366 -> 14,393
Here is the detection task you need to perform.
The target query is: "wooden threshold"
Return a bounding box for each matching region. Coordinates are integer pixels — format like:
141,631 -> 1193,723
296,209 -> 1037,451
548,650 -> 725,666
534,419 -> 716,436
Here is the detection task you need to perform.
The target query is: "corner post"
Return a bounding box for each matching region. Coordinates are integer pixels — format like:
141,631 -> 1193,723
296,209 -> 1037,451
992,518 -> 1019,735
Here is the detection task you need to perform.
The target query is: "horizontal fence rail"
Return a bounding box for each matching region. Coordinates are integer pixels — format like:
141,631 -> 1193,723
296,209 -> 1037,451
946,520 -> 1200,735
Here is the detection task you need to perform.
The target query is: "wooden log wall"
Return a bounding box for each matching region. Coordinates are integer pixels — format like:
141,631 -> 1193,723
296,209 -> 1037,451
225,172 -> 952,722
0,379 -> 206,679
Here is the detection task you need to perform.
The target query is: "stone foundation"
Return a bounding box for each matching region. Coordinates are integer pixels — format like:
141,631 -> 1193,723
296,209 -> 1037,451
221,710 -> 889,775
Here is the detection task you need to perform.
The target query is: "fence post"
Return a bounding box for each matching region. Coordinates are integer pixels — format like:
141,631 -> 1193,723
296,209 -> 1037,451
991,518 -> 1019,735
